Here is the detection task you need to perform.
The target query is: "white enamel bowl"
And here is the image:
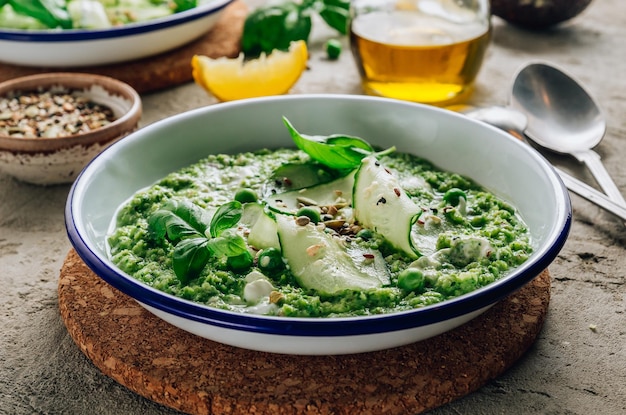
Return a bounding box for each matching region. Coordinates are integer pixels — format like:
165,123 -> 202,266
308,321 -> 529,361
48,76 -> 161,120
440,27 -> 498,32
0,0 -> 233,67
66,95 -> 571,355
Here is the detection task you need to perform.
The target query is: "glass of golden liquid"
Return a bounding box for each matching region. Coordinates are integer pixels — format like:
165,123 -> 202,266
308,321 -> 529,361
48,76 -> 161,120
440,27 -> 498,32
349,0 -> 491,106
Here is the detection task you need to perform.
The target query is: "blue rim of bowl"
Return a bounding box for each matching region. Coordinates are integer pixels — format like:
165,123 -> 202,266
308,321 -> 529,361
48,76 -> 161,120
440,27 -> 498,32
64,98 -> 572,338
0,0 -> 233,42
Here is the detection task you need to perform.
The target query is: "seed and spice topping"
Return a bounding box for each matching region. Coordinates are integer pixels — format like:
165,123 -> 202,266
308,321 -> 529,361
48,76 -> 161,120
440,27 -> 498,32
0,88 -> 117,138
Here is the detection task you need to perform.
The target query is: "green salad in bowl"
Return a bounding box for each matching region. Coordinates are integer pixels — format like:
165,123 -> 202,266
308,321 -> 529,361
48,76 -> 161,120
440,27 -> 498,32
0,0 -> 232,67
0,0 -> 210,29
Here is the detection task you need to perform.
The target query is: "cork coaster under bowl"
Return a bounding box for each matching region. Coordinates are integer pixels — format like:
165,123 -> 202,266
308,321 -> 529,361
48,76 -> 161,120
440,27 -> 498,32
58,249 -> 551,415
0,1 -> 247,93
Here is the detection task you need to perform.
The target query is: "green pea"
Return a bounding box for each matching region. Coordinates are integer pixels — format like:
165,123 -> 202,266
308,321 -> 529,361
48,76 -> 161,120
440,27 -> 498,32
443,188 -> 467,206
257,247 -> 284,272
234,188 -> 258,204
325,39 -> 342,60
445,207 -> 465,224
356,228 -> 373,240
397,268 -> 425,292
470,215 -> 487,227
296,206 -> 321,223
227,251 -> 253,272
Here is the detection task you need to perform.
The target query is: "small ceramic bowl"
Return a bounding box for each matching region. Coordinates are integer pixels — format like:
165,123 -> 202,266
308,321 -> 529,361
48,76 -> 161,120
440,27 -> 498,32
66,95 -> 571,355
0,73 -> 141,185
0,0 -> 233,67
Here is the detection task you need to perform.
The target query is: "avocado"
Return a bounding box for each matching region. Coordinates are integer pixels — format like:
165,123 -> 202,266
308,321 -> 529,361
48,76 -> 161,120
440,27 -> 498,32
491,0 -> 593,29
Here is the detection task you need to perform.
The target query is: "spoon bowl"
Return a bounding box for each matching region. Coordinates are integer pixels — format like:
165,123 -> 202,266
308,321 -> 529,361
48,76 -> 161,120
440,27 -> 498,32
509,63 -> 624,205
510,63 -> 606,154
462,104 -> 626,222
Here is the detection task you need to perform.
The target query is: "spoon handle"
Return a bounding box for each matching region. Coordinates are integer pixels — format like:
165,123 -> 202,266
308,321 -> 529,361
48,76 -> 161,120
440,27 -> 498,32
556,167 -> 626,222
571,149 -> 626,207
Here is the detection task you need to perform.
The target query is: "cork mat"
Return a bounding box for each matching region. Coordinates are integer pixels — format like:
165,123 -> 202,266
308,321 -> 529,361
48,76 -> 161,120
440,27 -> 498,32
58,249 -> 551,415
0,1 -> 247,93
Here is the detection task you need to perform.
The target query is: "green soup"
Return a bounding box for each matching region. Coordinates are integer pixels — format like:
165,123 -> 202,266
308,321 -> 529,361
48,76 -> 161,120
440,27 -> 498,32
107,148 -> 532,317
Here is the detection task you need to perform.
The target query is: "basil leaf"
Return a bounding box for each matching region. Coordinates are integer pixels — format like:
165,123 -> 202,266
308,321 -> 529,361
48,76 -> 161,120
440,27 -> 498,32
321,0 -> 350,10
172,238 -> 210,283
167,200 -> 209,234
173,0 -> 196,12
241,2 -> 312,57
206,229 -> 249,258
9,0 -> 72,28
209,201 -> 243,238
226,251 -> 254,272
147,209 -> 169,241
148,200 -> 209,242
319,4 -> 349,35
165,214 -> 204,241
283,116 -> 374,170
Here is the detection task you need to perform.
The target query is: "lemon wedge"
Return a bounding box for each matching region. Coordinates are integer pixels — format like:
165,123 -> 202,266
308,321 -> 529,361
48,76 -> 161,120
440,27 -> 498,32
192,40 -> 308,102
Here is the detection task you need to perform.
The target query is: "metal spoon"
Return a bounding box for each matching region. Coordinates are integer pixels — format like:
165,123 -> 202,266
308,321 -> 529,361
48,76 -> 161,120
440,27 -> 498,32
462,105 -> 626,222
510,63 -> 625,206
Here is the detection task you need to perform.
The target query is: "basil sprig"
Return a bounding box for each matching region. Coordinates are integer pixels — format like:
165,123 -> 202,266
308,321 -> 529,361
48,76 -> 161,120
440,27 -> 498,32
317,0 -> 350,33
283,116 -> 381,170
8,0 -> 73,29
241,0 -> 350,57
148,200 -> 249,283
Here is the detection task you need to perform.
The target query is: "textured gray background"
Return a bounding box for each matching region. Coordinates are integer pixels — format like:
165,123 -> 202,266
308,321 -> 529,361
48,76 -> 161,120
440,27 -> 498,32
1,0 -> 625,413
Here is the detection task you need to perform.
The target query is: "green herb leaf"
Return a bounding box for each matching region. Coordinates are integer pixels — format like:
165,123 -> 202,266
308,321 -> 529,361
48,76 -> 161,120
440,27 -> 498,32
9,0 -> 73,28
318,3 -> 349,35
283,116 -> 374,170
241,2 -> 312,57
152,200 -> 251,284
321,0 -> 350,11
173,0 -> 197,12
147,209 -> 169,241
226,251 -> 254,272
240,0 -> 351,57
172,238 -> 211,283
209,201 -> 243,238
206,229 -> 249,258
148,200 -> 209,242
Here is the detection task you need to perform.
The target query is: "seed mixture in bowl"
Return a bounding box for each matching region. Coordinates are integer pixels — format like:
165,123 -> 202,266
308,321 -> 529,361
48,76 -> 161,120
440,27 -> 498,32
0,88 -> 116,139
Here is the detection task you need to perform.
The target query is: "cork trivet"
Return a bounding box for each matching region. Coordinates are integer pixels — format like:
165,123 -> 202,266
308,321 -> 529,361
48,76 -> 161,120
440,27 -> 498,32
0,1 -> 247,93
58,249 -> 551,415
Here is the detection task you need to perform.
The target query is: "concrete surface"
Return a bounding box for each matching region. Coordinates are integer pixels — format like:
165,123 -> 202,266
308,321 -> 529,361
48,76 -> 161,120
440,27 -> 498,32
1,0 -> 625,413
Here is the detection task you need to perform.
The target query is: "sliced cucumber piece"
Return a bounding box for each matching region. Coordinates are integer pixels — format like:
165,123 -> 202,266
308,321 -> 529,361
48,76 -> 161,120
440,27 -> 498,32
67,0 -> 112,29
271,162 -> 336,190
410,213 -> 443,256
276,214 -> 389,295
105,4 -> 172,23
266,170 -> 355,215
240,202 -> 280,250
353,156 -> 422,258
346,246 -> 390,286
